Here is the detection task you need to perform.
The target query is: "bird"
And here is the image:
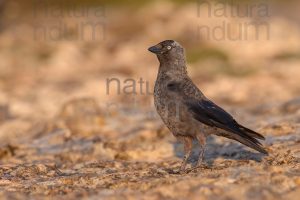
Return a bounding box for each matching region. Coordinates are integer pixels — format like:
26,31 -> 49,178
148,40 -> 268,172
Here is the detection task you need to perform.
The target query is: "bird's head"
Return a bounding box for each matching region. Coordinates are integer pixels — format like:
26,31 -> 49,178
148,40 -> 185,63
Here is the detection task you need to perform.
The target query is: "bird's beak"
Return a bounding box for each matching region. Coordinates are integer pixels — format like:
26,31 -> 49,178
148,45 -> 161,54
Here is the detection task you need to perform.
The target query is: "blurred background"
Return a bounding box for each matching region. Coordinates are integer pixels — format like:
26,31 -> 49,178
0,0 -> 300,199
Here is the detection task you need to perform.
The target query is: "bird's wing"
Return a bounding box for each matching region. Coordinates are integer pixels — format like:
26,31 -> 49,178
185,98 -> 267,154
167,79 -> 240,131
186,99 -> 246,136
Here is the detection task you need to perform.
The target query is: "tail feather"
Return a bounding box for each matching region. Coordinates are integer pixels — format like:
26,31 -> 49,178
199,118 -> 268,154
233,134 -> 268,155
215,127 -> 268,155
238,124 -> 265,140
217,132 -> 268,155
232,127 -> 268,154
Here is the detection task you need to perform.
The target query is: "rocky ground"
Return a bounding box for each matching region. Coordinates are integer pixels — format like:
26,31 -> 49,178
0,1 -> 300,199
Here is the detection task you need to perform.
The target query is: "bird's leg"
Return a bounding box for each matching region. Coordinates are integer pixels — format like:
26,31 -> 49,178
196,134 -> 206,167
179,136 -> 193,172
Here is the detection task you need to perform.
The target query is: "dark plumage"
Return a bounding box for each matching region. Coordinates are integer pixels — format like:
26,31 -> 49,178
148,40 -> 267,171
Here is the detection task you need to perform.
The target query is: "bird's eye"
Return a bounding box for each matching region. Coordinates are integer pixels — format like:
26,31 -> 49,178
166,46 -> 172,50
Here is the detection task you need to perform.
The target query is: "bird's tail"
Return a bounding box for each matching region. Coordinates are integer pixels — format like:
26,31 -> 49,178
238,124 -> 265,140
216,124 -> 268,155
232,133 -> 268,155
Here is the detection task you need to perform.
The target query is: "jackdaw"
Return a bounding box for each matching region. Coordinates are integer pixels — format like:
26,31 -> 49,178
148,40 -> 268,171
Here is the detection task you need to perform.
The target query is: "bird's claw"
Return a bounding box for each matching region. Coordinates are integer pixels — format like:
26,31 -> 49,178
181,163 -> 208,174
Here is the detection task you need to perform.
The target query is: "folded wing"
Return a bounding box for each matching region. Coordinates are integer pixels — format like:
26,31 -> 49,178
186,99 -> 268,154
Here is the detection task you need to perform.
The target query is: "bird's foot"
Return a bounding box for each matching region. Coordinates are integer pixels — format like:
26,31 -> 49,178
169,163 -> 190,174
165,168 -> 186,174
184,163 -> 208,173
178,166 -> 187,174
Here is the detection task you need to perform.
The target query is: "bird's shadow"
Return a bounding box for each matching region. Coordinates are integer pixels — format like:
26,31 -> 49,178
173,136 -> 266,167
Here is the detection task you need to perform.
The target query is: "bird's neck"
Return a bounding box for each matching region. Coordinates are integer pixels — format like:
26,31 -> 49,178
158,58 -> 188,75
